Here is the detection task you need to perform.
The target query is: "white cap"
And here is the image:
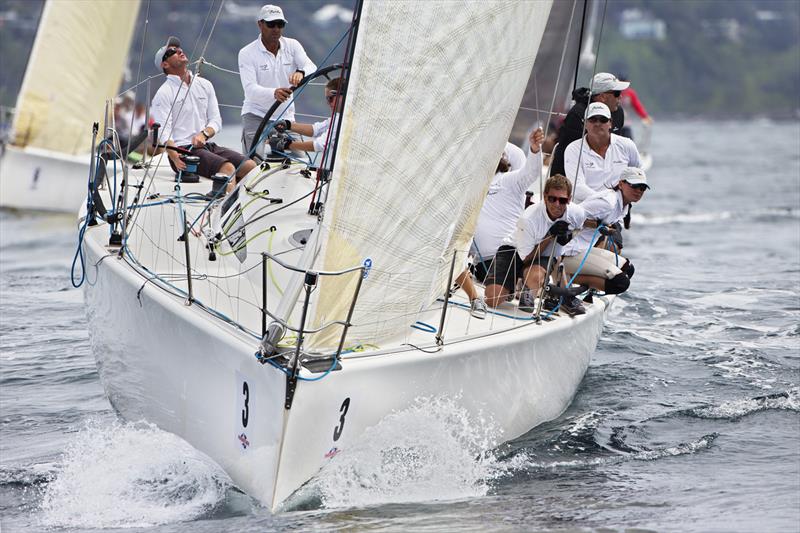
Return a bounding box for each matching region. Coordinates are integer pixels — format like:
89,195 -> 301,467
154,36 -> 181,70
586,102 -> 611,119
258,4 -> 287,23
619,167 -> 649,189
591,72 -> 630,95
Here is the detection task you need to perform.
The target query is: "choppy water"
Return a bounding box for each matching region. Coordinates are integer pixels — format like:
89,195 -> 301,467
1,120 -> 799,532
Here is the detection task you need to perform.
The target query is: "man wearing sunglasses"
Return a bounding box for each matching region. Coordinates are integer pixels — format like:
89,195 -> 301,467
151,37 -> 256,194
268,77 -> 343,159
550,72 -> 630,178
483,174 -> 588,316
563,102 -> 641,203
239,4 -> 316,157
561,167 -> 649,296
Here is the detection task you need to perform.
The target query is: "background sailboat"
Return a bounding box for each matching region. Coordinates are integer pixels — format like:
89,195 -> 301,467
0,0 -> 140,213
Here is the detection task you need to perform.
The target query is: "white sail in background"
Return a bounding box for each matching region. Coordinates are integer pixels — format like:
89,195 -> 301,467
11,0 -> 141,154
308,0 -> 552,349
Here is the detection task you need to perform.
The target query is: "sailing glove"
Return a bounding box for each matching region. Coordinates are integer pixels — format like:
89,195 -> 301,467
269,132 -> 292,153
274,120 -> 291,133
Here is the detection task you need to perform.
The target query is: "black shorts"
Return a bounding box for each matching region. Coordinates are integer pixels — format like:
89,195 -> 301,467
172,143 -> 249,177
484,245 -> 524,293
471,258 -> 492,283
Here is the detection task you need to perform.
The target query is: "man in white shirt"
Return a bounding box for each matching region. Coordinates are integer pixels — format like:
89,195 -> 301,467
151,37 -> 256,193
484,174 -> 588,315
239,4 -> 317,156
563,102 -> 641,202
471,128 -> 544,282
269,77 -> 342,164
561,167 -> 650,295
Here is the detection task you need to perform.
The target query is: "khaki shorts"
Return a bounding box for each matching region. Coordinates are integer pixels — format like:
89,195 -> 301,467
562,247 -> 625,280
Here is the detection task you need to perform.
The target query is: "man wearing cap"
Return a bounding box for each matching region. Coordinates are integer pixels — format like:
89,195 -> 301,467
563,102 -> 641,203
150,37 -> 256,192
239,4 -> 317,157
550,72 -> 630,177
560,166 -> 649,296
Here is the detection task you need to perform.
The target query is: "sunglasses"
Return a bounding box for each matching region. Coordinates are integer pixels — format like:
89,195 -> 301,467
628,183 -> 648,191
587,116 -> 610,124
162,47 -> 181,62
546,195 -> 569,205
325,91 -> 339,103
607,90 -> 621,97
263,20 -> 286,28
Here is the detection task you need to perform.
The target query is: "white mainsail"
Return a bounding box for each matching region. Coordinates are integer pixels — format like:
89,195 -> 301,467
307,0 -> 552,348
11,0 -> 141,154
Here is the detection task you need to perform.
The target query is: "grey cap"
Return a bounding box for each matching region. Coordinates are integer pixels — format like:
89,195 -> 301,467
154,36 -> 182,70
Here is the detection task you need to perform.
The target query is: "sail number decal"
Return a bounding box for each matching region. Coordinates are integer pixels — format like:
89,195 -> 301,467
333,397 -> 350,442
235,371 -> 251,451
242,381 -> 250,428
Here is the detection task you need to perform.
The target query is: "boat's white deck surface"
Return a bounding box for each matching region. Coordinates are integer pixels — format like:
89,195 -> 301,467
93,155 -> 605,359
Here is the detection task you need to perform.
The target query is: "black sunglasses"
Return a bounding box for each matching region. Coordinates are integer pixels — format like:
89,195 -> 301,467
263,20 -> 285,28
546,195 -> 569,205
627,183 -> 648,191
325,91 -> 339,103
608,90 -> 621,97
162,47 -> 181,62
587,116 -> 610,124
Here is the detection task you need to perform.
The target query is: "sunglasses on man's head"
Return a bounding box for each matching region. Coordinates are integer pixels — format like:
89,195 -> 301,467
264,20 -> 285,28
587,116 -> 609,124
546,195 -> 569,205
162,47 -> 181,62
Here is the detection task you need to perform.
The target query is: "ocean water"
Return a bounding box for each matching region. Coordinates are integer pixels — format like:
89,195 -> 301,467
1,120 -> 798,532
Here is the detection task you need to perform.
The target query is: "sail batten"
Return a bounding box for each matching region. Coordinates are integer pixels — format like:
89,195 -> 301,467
308,0 -> 552,349
12,0 -> 141,154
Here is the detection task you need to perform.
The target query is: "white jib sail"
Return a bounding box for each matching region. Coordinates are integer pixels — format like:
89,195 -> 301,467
11,0 -> 141,155
307,0 -> 552,350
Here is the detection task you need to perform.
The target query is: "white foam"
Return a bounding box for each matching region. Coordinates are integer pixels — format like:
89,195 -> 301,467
692,389 -> 800,419
38,419 -> 230,529
305,396 -> 507,509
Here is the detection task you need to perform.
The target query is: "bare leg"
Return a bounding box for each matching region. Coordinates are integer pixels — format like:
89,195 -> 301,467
455,270 -> 478,301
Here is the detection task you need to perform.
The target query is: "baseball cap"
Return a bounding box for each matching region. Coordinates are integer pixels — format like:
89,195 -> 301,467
586,102 -> 611,120
619,167 -> 649,189
258,4 -> 287,23
154,36 -> 182,70
591,72 -> 630,95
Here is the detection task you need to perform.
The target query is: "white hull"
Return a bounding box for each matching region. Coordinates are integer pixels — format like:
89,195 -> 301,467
82,207 -> 610,510
0,145 -> 90,213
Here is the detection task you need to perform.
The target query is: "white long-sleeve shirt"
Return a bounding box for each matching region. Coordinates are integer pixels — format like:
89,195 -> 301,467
503,201 -> 586,258
238,36 -> 317,121
150,73 -> 222,147
563,133 -> 640,202
472,149 -> 543,260
563,188 -> 626,256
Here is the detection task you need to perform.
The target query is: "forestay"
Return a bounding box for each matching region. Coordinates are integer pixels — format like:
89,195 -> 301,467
307,0 -> 552,349
11,0 -> 141,154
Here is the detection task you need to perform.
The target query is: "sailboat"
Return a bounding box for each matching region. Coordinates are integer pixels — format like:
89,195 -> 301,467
0,0 -> 140,213
81,0 -> 614,511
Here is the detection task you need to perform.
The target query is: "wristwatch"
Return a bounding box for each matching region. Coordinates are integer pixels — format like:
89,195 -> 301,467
201,130 -> 210,140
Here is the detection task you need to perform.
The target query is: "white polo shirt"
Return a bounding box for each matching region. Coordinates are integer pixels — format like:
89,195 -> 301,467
563,188 -> 626,255
503,201 -> 586,259
563,133 -> 640,202
238,36 -> 317,121
472,149 -> 542,261
150,73 -> 222,147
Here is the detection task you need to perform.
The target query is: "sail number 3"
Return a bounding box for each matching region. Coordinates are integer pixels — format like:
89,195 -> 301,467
333,398 -> 350,441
